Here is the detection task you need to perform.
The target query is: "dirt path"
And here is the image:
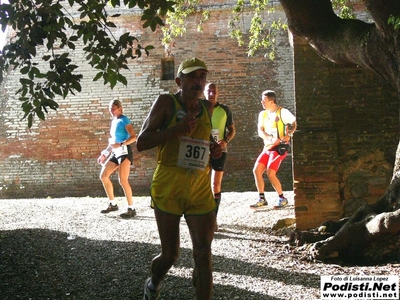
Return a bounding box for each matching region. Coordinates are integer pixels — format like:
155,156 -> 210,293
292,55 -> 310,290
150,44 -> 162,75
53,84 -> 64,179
1,192 -> 398,299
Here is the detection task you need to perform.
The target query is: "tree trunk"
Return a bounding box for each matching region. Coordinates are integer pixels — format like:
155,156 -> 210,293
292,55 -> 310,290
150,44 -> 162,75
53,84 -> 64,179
279,0 -> 400,264
294,178 -> 400,264
280,0 -> 400,90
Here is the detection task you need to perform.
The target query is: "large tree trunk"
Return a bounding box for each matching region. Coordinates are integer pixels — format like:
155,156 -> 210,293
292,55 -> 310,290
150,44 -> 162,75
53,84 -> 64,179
279,0 -> 400,264
280,0 -> 400,91
294,179 -> 400,264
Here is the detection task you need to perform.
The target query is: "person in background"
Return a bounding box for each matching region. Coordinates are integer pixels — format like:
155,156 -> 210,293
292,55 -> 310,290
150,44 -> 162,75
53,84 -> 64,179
204,83 -> 236,230
137,57 -> 222,300
97,99 -> 137,219
250,90 -> 297,209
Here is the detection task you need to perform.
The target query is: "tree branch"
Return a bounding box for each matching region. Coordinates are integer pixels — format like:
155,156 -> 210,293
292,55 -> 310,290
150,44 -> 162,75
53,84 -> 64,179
280,0 -> 400,90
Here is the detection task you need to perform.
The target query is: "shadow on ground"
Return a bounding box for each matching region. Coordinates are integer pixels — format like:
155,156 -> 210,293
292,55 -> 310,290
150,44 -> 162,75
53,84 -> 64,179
0,228 -> 319,299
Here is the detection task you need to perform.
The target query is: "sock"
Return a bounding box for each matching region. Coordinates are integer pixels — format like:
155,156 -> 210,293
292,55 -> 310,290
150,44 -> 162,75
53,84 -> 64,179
148,279 -> 157,290
128,205 -> 134,210
214,192 -> 221,215
259,193 -> 265,200
110,200 -> 117,206
278,194 -> 284,199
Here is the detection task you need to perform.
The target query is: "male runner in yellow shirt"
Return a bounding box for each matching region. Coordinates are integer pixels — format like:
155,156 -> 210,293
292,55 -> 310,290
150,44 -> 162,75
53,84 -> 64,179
204,83 -> 236,230
137,57 -> 222,300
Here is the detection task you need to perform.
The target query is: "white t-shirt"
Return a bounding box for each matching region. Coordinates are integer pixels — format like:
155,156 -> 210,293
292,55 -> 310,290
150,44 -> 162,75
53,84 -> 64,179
258,107 -> 296,147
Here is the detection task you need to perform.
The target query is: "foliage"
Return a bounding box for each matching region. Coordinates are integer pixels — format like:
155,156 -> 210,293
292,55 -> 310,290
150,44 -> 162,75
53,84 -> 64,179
331,0 -> 356,19
388,14 -> 400,30
0,0 -> 362,127
160,0 -> 209,55
0,0 -> 174,127
229,0 -> 287,60
228,0 -> 355,59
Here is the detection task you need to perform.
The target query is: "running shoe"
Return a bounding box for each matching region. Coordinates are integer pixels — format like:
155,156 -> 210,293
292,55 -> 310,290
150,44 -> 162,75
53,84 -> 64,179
250,199 -> 268,208
273,197 -> 288,209
120,208 -> 137,219
100,203 -> 118,213
143,278 -> 160,300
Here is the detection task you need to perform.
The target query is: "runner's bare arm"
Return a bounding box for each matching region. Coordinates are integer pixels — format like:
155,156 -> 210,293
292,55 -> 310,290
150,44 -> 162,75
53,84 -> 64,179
137,94 -> 199,151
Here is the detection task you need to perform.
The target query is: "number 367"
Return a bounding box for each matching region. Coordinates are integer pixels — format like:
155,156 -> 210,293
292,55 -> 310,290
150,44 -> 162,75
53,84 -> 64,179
185,145 -> 206,159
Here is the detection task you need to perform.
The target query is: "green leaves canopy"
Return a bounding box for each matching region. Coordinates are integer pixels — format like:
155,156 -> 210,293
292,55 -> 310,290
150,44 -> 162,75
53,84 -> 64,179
0,0 -> 174,127
0,0 -> 359,127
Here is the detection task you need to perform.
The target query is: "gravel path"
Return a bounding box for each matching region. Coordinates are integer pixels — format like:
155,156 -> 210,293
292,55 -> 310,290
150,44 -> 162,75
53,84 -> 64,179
1,192 -> 399,299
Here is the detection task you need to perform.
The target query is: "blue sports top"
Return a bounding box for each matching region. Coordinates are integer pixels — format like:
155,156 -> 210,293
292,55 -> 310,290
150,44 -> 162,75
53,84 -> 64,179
110,115 -> 131,143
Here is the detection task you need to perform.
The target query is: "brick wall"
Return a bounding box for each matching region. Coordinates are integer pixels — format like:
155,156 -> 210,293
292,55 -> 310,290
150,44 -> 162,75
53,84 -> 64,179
0,5 -> 295,199
293,36 -> 399,229
1,4 -> 398,232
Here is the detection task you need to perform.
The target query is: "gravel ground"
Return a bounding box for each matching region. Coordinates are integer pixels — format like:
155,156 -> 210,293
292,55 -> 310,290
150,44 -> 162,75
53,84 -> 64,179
1,191 -> 399,300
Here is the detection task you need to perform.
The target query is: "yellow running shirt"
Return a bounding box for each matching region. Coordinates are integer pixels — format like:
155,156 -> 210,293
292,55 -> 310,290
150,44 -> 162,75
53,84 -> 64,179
150,94 -> 215,216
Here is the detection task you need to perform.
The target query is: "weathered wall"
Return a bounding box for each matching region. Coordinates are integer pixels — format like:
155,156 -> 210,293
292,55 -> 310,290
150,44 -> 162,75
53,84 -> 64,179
293,36 -> 399,230
0,4 -> 295,199
1,3 -> 398,233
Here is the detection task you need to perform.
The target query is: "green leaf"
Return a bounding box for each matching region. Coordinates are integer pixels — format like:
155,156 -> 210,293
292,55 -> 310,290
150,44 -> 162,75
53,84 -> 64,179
27,114 -> 33,128
51,85 -> 62,96
108,71 -> 118,89
68,42 -> 75,50
20,66 -> 30,74
71,81 -> 82,92
106,21 -> 117,28
20,78 -> 32,85
36,109 -> 45,121
93,72 -> 103,81
145,45 -> 155,51
46,99 -> 59,110
119,32 -> 130,44
137,0 -> 145,9
118,74 -> 127,86
110,0 -> 120,7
